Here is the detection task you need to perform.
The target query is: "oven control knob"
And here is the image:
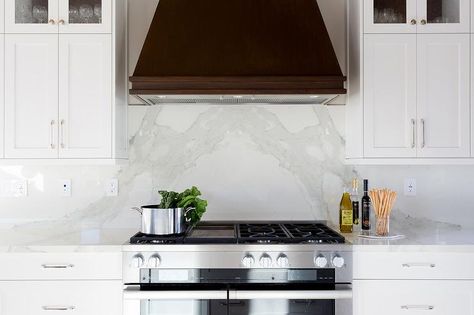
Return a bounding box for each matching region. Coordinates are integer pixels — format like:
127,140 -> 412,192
148,255 -> 161,268
277,254 -> 289,268
314,254 -> 328,268
259,254 -> 273,268
242,254 -> 255,267
332,255 -> 345,268
131,254 -> 144,268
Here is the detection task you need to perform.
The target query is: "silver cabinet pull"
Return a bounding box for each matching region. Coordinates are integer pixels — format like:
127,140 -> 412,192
48,19 -> 56,25
41,264 -> 74,269
402,263 -> 436,268
420,19 -> 427,25
60,119 -> 65,149
410,19 -> 417,25
411,119 -> 416,148
58,19 -> 66,25
420,119 -> 425,148
401,305 -> 434,311
42,306 -> 75,311
50,120 -> 56,149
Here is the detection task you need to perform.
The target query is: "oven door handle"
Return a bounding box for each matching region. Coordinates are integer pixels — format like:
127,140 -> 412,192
123,286 -> 228,300
232,288 -> 352,300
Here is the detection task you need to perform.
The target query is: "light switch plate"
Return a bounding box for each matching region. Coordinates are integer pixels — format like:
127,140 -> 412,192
12,180 -> 28,197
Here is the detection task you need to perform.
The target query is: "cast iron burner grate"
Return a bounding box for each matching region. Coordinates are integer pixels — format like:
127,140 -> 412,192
129,232 -> 184,244
237,224 -> 290,243
283,223 -> 345,244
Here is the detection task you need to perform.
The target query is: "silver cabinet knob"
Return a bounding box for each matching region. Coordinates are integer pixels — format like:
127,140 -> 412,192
242,254 -> 255,268
58,19 -> 65,25
148,254 -> 161,268
131,254 -> 144,268
259,254 -> 272,268
410,19 -> 417,25
332,255 -> 345,268
276,254 -> 289,268
314,254 -> 328,268
48,19 -> 56,25
420,19 -> 427,25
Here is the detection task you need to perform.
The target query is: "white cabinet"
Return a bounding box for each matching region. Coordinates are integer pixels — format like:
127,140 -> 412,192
59,34 -> 112,158
5,0 -> 111,34
0,281 -> 122,315
364,34 -> 417,158
4,34 -> 59,159
362,33 -> 470,158
417,34 -> 470,157
354,280 -> 474,315
364,0 -> 470,34
0,0 -> 4,33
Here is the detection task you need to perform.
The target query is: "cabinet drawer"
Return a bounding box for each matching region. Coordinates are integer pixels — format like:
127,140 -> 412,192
0,281 -> 122,315
354,251 -> 474,280
354,280 -> 474,315
0,252 -> 121,280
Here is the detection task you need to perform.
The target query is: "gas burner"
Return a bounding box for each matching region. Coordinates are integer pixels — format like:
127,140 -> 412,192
284,223 -> 345,244
129,232 -> 183,245
238,223 -> 289,244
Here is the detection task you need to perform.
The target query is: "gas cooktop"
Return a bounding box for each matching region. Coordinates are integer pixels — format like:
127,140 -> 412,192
129,221 -> 345,245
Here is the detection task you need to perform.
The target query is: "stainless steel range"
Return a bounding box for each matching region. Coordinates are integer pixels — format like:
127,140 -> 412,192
123,221 -> 352,315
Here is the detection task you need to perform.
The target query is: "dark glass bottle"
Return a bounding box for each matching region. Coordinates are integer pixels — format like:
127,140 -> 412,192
361,179 -> 371,231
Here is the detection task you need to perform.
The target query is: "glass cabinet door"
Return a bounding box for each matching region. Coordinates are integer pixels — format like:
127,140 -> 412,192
58,0 -> 111,33
417,0 -> 470,33
5,0 -> 59,33
364,0 -> 417,33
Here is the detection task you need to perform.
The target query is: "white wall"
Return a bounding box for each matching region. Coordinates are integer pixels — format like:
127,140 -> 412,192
0,0 -> 472,232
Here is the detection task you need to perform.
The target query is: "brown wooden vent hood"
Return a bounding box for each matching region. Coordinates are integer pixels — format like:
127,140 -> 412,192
130,0 -> 346,105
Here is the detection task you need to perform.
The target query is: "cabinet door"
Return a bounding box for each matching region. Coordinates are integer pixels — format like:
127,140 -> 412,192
0,0 -> 5,33
0,281 -> 122,315
417,34 -> 470,158
364,0 -> 417,33
0,36 -> 4,158
4,34 -> 59,158
5,0 -> 58,33
364,34 -> 417,158
58,0 -> 112,33
58,34 -> 112,158
417,0 -> 470,33
354,280 -> 474,315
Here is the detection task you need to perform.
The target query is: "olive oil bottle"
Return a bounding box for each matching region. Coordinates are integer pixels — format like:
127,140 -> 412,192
339,190 -> 353,233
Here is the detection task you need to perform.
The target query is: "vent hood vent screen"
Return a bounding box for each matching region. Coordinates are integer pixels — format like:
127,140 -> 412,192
136,95 -> 337,105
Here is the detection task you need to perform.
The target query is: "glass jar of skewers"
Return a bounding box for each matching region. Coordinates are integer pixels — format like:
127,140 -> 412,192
369,189 -> 397,237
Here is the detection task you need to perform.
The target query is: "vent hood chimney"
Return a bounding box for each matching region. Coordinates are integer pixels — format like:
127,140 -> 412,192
130,0 -> 346,105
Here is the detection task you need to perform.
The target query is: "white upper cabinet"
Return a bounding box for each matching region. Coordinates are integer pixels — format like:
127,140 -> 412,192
0,0 -> 5,33
5,0 -> 111,34
364,34 -> 417,158
58,0 -> 112,33
364,0 -> 470,33
365,0 -> 417,33
5,0 -> 59,33
4,34 -> 59,158
59,35 -> 112,158
417,0 -> 470,33
417,34 -> 470,157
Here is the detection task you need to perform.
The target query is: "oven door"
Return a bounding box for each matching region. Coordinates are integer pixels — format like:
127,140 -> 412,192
123,285 -> 352,315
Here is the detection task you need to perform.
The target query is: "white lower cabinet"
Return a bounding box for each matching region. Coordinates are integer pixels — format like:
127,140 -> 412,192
354,280 -> 474,315
58,34 -> 112,159
0,280 -> 122,315
4,34 -> 59,159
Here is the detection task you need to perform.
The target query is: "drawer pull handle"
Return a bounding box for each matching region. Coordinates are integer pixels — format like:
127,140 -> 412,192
402,263 -> 436,268
41,264 -> 75,269
42,306 -> 76,311
401,305 -> 434,311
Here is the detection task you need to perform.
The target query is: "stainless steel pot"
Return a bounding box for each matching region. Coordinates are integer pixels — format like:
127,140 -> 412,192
132,206 -> 189,235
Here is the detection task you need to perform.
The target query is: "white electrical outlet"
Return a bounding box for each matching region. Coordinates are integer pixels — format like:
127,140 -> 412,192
61,179 -> 72,197
12,180 -> 28,197
404,178 -> 417,196
106,179 -> 119,197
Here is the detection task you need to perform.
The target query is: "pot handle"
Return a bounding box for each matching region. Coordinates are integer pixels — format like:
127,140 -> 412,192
184,207 -> 195,222
131,207 -> 142,215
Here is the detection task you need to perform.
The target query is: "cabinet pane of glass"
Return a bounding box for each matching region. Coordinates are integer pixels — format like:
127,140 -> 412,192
69,0 -> 102,24
374,0 -> 407,24
15,0 -> 48,24
427,0 -> 460,24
